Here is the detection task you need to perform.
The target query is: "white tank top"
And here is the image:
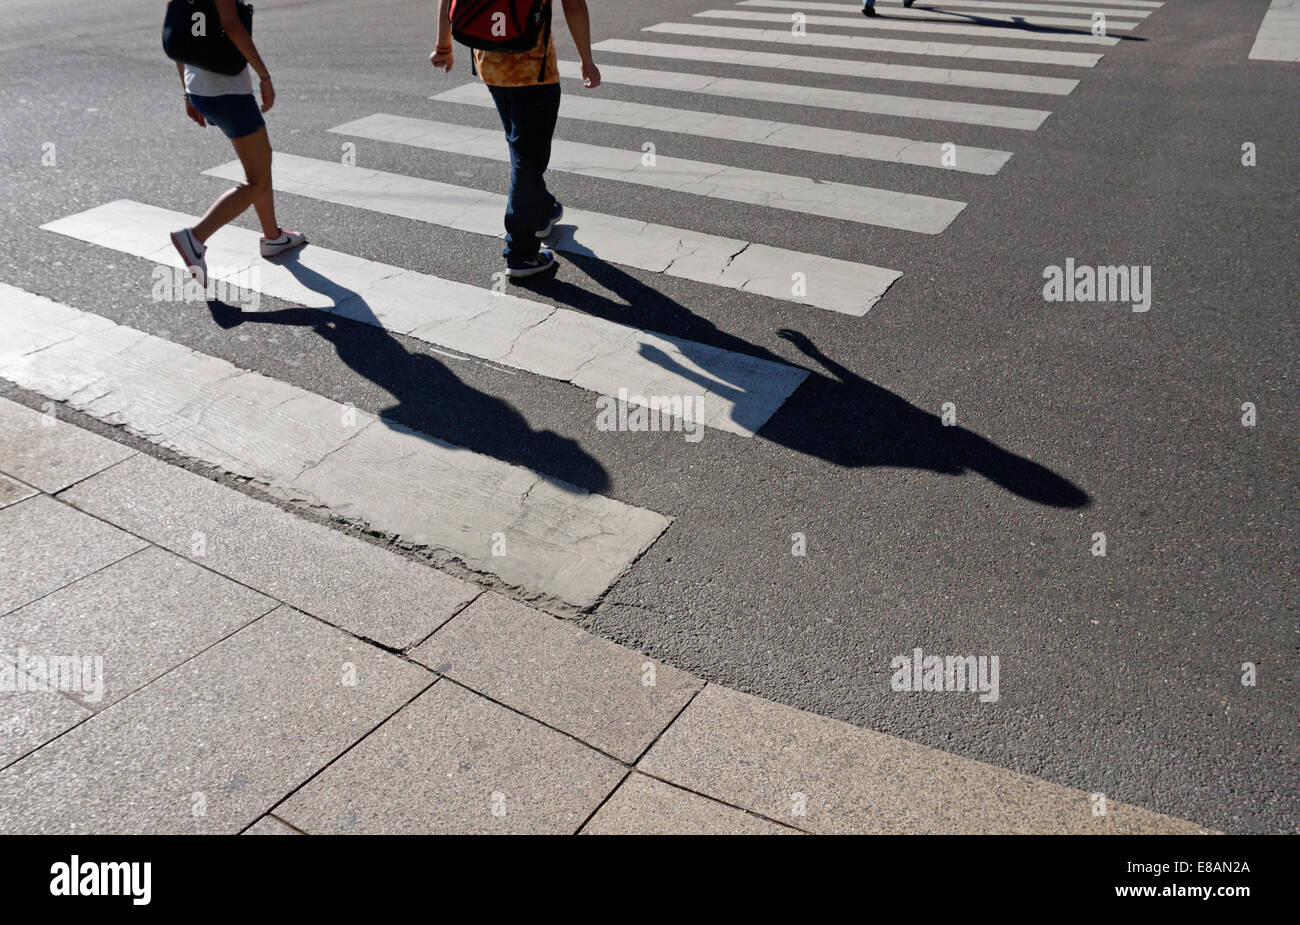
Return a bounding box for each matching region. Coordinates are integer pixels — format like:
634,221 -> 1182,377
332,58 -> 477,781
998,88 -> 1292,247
183,62 -> 253,98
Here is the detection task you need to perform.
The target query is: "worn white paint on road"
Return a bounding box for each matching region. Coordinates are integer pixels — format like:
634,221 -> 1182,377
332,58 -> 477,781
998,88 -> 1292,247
202,153 -> 901,316
1250,0 -> 1300,61
41,200 -> 809,437
0,281 -> 671,609
331,113 -> 968,234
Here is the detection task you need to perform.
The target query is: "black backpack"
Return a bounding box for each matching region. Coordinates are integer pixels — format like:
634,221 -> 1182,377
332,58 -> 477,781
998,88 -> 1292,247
162,0 -> 254,76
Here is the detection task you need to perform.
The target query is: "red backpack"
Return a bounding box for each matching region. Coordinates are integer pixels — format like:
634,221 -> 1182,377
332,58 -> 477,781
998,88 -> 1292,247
450,0 -> 551,52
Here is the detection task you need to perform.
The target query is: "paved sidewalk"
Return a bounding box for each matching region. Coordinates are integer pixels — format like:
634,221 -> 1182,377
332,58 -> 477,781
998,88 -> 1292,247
0,397 -> 1212,834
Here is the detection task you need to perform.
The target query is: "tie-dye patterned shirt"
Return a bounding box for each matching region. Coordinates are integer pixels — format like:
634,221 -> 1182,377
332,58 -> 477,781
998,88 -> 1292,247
473,14 -> 558,87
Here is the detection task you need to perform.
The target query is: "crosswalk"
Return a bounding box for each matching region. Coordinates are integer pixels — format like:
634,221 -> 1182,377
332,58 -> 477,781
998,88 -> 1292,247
432,81 -> 1014,173
330,113 -> 968,232
3,0 -> 1165,609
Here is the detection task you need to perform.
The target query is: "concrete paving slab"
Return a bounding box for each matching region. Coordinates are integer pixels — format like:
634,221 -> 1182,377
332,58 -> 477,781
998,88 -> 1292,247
1,287 -> 672,611
0,674 -> 92,768
412,592 -> 701,762
582,772 -> 794,834
286,418 -> 670,609
0,473 -> 36,510
0,545 -> 276,710
0,396 -> 136,493
61,453 -> 479,650
0,606 -> 431,833
638,685 -> 1214,834
0,494 -> 147,616
276,681 -> 625,834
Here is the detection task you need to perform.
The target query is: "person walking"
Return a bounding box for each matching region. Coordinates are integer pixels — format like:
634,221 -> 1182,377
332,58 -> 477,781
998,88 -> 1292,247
430,0 -> 600,280
167,0 -> 305,286
862,0 -> 916,15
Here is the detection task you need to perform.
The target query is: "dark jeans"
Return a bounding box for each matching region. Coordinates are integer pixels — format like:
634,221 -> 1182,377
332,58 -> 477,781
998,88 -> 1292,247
487,82 -> 561,263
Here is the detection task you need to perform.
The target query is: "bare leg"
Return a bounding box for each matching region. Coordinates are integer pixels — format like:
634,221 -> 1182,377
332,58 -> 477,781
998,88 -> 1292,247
192,126 -> 279,243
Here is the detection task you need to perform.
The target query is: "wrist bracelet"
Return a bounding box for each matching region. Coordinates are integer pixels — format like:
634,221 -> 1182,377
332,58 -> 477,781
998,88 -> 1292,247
435,44 -> 452,53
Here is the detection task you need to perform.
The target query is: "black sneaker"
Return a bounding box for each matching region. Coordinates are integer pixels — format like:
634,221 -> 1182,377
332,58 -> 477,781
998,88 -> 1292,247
505,248 -> 558,279
862,1 -> 876,15
536,200 -> 563,239
903,0 -> 915,7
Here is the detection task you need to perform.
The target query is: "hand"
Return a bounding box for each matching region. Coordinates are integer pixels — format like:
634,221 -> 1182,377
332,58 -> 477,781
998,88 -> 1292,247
185,97 -> 206,127
430,48 -> 454,72
258,76 -> 275,113
777,328 -> 814,352
580,59 -> 600,89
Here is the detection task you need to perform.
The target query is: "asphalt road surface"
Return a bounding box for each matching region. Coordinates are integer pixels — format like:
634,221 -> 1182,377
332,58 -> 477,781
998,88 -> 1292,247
0,0 -> 1294,832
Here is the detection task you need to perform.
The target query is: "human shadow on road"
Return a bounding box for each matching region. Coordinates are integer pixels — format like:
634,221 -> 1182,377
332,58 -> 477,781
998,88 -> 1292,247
516,247 -> 1089,508
891,6 -> 1147,41
206,251 -> 610,494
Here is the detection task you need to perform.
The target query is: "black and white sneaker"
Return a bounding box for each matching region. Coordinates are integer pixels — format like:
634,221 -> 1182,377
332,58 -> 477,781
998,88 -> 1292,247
260,229 -> 308,258
536,200 -> 563,239
169,228 -> 208,287
505,248 -> 558,279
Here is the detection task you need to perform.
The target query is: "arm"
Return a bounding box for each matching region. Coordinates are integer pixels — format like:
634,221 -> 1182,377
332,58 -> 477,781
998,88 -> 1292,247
430,0 -> 453,72
560,0 -> 599,88
213,0 -> 275,110
176,59 -> 206,126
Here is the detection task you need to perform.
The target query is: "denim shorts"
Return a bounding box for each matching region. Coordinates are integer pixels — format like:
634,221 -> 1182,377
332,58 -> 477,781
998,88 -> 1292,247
188,93 -> 265,139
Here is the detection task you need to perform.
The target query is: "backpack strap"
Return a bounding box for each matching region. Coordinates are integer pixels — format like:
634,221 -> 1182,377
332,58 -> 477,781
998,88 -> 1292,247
536,1 -> 552,82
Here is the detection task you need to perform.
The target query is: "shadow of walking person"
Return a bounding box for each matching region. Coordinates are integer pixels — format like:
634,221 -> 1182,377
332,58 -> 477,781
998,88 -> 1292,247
207,250 -> 610,494
520,248 -> 1088,508
770,329 -> 1089,507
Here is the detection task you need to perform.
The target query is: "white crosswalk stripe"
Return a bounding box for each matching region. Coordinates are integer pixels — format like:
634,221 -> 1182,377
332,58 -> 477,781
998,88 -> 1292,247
592,38 -> 1080,95
432,82 -> 1013,175
891,1 -> 1149,15
331,113 -> 968,233
1249,0 -> 1300,62
860,1 -> 1151,14
696,8 -> 1122,44
556,61 -> 1052,130
0,281 -> 671,609
642,23 -> 1105,67
202,153 -> 902,316
738,0 -> 1139,31
40,200 -> 809,438
962,0 -> 1161,7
